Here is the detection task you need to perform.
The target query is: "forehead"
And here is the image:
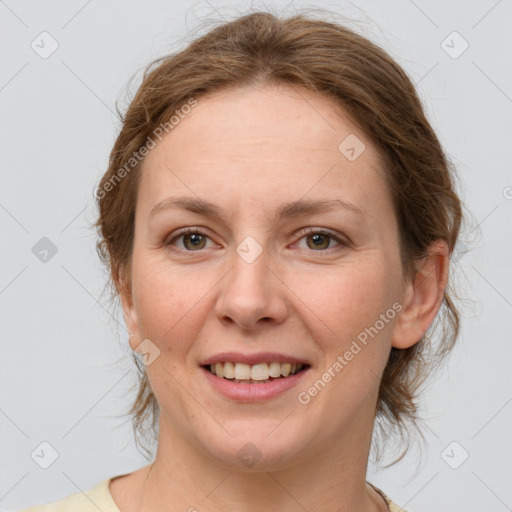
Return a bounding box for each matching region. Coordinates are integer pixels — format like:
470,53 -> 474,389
152,83 -> 370,160
137,84 -> 390,222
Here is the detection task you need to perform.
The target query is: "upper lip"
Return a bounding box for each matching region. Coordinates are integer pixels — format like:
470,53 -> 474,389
200,352 -> 310,366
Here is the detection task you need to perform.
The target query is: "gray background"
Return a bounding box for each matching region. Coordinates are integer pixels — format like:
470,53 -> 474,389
1,1 -> 511,511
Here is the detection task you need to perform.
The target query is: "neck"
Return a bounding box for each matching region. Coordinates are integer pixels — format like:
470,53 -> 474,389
136,404 -> 386,512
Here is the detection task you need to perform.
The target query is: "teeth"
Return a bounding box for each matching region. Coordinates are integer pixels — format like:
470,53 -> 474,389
209,361 -> 304,381
251,363 -> 269,381
234,363 -> 251,380
280,363 -> 291,377
223,361 -> 235,379
268,362 -> 281,378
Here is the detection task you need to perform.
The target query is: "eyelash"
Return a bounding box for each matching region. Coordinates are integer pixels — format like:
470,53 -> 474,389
165,227 -> 347,254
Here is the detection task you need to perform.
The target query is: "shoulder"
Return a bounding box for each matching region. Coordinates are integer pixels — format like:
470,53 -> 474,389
16,477 -> 120,512
389,501 -> 409,512
368,482 -> 409,512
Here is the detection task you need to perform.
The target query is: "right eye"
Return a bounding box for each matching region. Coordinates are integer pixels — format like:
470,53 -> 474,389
166,228 -> 215,252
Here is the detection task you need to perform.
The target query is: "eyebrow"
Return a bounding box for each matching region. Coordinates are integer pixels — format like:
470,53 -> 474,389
148,196 -> 366,221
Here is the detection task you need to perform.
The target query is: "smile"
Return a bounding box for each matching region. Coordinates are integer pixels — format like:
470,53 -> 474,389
207,361 -> 307,383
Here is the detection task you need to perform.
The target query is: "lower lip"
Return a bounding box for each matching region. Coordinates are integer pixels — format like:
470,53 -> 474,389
201,366 -> 310,402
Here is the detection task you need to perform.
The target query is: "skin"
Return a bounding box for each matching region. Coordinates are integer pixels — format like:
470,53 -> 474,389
110,83 -> 449,512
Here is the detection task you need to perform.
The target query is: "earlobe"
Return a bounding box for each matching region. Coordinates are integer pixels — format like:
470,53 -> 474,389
391,240 -> 450,350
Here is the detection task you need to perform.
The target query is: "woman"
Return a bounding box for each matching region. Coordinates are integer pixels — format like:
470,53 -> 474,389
20,8 -> 462,512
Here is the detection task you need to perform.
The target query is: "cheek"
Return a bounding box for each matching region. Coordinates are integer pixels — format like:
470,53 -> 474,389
293,259 -> 400,398
297,265 -> 398,402
295,260 -> 398,336
131,258 -> 205,352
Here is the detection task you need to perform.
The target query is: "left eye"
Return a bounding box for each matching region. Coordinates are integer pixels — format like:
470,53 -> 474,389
294,228 -> 344,251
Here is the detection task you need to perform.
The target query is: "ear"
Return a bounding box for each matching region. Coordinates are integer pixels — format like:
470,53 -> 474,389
392,239 -> 450,349
118,268 -> 139,351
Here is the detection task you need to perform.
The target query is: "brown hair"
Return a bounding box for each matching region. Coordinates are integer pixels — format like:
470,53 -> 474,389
94,8 -> 463,466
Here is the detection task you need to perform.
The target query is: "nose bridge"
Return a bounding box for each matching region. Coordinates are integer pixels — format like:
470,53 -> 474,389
215,233 -> 287,329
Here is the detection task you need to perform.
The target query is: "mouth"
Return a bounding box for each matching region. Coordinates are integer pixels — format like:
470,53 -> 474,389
202,361 -> 310,384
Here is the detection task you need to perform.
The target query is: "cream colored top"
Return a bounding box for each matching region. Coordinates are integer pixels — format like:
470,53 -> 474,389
18,477 -> 408,511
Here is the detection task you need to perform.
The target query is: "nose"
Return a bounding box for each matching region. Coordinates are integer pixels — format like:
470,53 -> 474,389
214,246 -> 288,331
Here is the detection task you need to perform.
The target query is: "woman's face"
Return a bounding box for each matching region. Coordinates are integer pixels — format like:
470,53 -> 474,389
123,84 -> 409,469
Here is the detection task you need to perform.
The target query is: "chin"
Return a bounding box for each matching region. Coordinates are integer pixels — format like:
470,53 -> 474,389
197,421 -> 313,471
